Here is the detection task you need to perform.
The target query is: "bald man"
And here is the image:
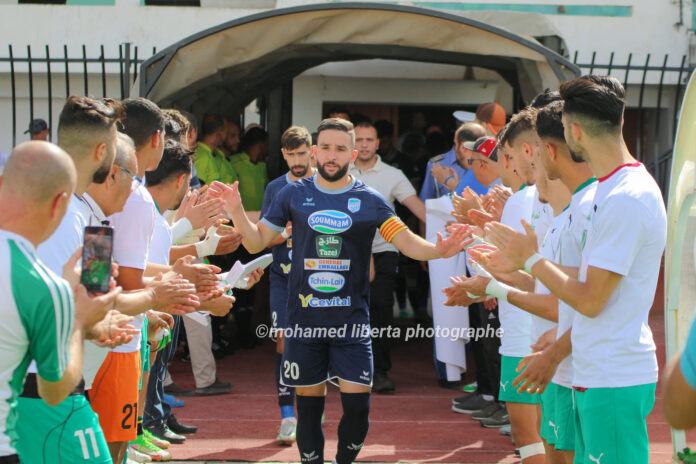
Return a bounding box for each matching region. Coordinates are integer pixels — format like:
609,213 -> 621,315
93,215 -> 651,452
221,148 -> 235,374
0,142 -> 120,463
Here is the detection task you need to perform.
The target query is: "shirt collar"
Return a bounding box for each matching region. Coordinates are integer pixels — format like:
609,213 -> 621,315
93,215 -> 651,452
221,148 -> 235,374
354,155 -> 383,173
81,193 -> 108,224
0,229 -> 36,254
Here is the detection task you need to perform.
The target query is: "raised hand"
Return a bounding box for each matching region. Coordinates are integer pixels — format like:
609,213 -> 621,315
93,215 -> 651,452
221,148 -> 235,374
442,285 -> 482,307
436,223 -> 473,259
146,274 -> 199,314
172,255 -> 221,293
87,310 -> 140,347
62,246 -> 83,289
484,220 -> 538,269
74,284 -> 122,331
214,226 -> 244,255
468,209 -> 496,229
468,244 -> 521,274
207,181 -> 243,214
449,274 -> 491,297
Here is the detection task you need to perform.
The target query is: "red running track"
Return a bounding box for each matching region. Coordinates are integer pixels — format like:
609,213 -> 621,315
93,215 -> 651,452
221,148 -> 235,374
165,314 -> 695,463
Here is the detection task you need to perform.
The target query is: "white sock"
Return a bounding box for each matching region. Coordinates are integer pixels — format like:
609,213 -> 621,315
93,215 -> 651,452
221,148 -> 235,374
482,394 -> 494,401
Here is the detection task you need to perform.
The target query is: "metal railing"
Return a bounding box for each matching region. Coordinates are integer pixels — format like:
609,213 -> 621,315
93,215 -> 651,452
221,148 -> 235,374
573,52 -> 694,195
0,44 -> 692,193
1,43 -> 150,147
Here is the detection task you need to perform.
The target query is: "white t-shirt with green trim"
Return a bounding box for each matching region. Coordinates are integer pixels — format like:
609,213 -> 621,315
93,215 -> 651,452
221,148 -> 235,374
575,164 -> 666,388
0,230 -> 74,456
552,179 -> 597,388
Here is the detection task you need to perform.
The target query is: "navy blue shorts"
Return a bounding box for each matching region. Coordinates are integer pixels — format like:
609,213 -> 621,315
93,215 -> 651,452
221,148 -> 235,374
269,277 -> 290,332
280,324 -> 373,388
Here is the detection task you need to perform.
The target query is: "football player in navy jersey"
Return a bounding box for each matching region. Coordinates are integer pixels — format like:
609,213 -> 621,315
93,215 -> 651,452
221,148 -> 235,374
260,125 -> 316,445
208,118 -> 471,464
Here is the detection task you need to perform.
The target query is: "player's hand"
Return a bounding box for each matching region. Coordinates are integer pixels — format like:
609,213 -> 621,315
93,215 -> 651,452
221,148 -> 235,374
185,190 -> 226,230
484,298 -> 498,311
436,223 -> 473,259
207,181 -> 243,215
442,285 -> 482,307
449,274 -> 491,297
512,346 -> 559,394
87,310 -> 139,347
468,209 -> 497,229
532,327 -> 558,353
214,226 -> 243,255
198,289 -> 236,317
62,246 -> 83,288
147,310 -> 174,333
244,268 -> 264,290
74,284 -> 122,330
431,163 -> 458,190
484,220 -> 538,269
490,185 -> 511,208
173,255 -> 221,293
146,274 -> 199,314
469,244 -> 522,274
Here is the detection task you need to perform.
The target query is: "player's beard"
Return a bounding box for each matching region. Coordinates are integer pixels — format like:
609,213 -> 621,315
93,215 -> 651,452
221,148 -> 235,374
317,159 -> 349,182
290,163 -> 310,178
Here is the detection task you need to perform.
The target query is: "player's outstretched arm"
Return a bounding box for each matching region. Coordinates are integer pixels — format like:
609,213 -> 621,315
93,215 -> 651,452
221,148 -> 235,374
391,223 -> 473,261
206,181 -> 278,253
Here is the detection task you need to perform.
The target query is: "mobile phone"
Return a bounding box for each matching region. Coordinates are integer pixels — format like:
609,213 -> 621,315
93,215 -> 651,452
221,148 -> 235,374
80,226 -> 114,294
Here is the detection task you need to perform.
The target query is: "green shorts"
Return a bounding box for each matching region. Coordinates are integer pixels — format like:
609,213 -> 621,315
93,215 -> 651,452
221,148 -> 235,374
573,383 -> 655,464
16,395 -> 111,463
139,317 -> 150,390
499,355 -> 540,404
539,381 -> 558,445
553,384 -> 575,451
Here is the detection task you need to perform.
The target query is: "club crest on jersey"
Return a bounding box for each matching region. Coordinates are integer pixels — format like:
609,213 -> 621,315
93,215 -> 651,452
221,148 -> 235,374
308,210 -> 352,234
315,235 -> 342,258
304,259 -> 350,271
347,198 -> 361,213
298,293 -> 351,308
308,272 -> 345,292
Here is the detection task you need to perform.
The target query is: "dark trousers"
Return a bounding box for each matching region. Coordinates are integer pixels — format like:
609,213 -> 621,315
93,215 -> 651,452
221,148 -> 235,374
369,251 -> 399,374
467,301 -> 501,398
144,315 -> 181,427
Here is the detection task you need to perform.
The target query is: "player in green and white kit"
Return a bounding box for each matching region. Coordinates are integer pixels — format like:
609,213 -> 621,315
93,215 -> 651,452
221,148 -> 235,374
0,142 -> 120,463
486,76 -> 666,464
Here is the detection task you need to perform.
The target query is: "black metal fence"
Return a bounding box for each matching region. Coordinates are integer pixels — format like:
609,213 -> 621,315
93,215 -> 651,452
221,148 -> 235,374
1,44 -> 692,193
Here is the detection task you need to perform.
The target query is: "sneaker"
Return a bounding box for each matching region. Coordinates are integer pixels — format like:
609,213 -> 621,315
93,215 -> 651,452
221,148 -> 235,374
678,447 -> 696,464
277,416 -> 297,445
144,429 -> 170,450
452,394 -> 494,414
452,392 -> 475,405
131,434 -> 171,461
499,424 -> 512,436
127,447 -> 152,463
167,414 -> 198,434
471,402 -> 503,420
145,421 -> 185,444
479,405 -> 510,428
373,371 -> 395,393
163,393 -> 183,408
462,381 -> 477,392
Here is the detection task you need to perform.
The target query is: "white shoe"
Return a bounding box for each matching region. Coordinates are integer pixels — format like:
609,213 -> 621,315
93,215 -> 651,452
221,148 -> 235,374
277,416 -> 297,445
127,447 -> 153,463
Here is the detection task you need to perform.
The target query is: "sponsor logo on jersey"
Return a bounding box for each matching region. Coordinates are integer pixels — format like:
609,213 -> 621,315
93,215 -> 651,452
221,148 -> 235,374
308,272 -> 345,292
302,197 -> 315,206
287,238 -> 292,248
308,210 -> 352,234
298,293 -> 351,308
280,263 -> 291,274
304,259 -> 350,271
315,235 -> 342,258
347,198 -> 361,213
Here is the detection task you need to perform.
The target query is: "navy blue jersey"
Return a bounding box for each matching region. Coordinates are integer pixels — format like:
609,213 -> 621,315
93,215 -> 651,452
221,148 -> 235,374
261,173 -> 293,282
260,174 -> 405,327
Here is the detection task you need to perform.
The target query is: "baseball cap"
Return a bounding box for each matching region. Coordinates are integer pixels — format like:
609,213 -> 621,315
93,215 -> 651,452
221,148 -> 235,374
475,103 -> 506,135
453,110 -> 476,124
24,118 -> 48,135
462,136 -> 498,161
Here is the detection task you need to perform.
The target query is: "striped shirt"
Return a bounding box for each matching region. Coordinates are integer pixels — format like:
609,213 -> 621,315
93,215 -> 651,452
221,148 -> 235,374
0,229 -> 74,456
